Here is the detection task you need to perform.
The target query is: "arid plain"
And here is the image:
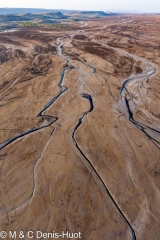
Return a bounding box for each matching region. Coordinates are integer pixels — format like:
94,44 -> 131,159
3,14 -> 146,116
0,14 -> 160,240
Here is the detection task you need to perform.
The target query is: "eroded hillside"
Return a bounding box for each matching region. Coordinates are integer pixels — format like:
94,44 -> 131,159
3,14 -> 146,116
0,14 -> 160,240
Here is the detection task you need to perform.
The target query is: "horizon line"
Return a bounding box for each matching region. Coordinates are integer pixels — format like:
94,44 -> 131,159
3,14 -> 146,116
0,7 -> 159,14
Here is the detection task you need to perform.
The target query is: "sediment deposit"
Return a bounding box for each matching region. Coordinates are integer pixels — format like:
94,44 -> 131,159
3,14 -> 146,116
0,14 -> 160,240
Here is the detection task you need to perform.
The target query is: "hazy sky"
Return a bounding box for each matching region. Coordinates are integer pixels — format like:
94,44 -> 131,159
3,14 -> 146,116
0,0 -> 160,13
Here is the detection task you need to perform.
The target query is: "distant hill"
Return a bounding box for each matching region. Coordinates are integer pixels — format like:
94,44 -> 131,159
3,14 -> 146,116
0,12 -> 68,23
0,8 -> 117,31
0,8 -> 72,15
66,11 -> 117,21
79,11 -> 115,16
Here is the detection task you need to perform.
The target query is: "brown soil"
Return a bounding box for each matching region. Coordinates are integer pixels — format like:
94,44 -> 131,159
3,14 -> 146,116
0,14 -> 160,240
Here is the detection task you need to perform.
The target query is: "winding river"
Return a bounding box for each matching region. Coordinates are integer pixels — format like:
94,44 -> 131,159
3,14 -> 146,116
1,20 -> 159,239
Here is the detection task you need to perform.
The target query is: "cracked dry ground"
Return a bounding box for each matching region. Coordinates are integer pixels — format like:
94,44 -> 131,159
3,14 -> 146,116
0,15 -> 160,240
